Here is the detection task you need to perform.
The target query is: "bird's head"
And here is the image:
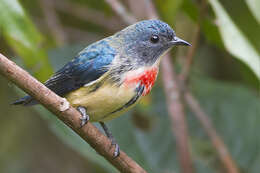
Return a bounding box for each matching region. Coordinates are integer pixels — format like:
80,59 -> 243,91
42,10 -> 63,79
112,19 -> 190,66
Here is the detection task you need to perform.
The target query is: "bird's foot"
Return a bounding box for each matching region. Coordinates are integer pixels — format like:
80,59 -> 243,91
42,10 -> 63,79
77,106 -> 89,127
100,122 -> 120,158
111,138 -> 120,158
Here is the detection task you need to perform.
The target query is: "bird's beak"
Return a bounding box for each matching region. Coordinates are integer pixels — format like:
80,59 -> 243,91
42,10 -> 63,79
170,36 -> 191,46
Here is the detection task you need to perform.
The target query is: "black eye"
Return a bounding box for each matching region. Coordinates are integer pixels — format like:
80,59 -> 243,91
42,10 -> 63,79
150,35 -> 159,43
168,33 -> 173,41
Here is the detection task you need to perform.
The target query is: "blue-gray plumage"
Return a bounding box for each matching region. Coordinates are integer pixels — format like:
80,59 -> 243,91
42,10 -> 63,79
45,40 -> 116,96
13,19 -> 190,157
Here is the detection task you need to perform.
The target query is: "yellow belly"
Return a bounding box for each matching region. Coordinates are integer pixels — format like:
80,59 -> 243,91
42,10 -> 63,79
65,83 -> 138,122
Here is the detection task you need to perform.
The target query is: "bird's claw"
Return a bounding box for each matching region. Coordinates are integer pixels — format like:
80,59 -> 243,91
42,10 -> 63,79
77,106 -> 89,127
100,122 -> 120,158
112,142 -> 120,158
80,114 -> 89,127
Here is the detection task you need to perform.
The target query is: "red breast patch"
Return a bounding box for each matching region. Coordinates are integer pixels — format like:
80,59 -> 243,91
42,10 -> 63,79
124,67 -> 158,96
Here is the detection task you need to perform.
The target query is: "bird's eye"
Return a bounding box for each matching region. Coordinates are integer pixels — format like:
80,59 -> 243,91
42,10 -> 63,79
150,35 -> 159,43
168,33 -> 173,41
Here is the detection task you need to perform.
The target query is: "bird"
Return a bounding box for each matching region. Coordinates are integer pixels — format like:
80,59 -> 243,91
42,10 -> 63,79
12,19 -> 190,157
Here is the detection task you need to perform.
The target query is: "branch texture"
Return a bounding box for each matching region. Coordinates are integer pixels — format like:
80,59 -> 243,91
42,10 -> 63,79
0,53 -> 147,173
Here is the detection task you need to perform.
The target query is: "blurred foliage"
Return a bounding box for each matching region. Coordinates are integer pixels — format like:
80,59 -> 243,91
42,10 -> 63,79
0,0 -> 53,80
0,0 -> 259,173
208,0 -> 260,80
155,0 -> 183,26
182,0 -> 224,48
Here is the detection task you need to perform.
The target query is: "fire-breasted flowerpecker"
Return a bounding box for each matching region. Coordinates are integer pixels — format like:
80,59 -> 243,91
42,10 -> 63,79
13,19 -> 190,157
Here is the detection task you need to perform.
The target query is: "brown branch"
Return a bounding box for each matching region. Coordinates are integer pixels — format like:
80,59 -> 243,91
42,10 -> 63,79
160,56 -> 194,173
179,26 -> 200,83
179,0 -> 207,83
184,91 -> 239,173
104,0 -> 194,172
33,16 -> 105,43
63,27 -> 104,43
39,0 -> 67,45
176,0 -> 239,172
141,0 -> 159,19
104,0 -> 137,25
54,0 -> 125,32
0,53 -> 147,173
126,0 -> 147,20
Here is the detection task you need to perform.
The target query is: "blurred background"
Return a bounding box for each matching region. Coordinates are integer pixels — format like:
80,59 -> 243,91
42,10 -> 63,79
0,0 -> 259,173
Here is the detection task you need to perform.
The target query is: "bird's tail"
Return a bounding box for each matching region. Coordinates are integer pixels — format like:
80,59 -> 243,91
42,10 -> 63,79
11,95 -> 38,106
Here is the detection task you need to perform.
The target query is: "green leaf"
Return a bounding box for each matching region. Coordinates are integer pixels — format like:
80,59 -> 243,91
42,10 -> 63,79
218,0 -> 260,54
0,0 -> 53,80
246,0 -> 260,24
208,0 -> 260,80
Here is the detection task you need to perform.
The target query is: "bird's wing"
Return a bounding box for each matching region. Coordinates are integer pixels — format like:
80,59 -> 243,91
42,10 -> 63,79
45,42 -> 116,96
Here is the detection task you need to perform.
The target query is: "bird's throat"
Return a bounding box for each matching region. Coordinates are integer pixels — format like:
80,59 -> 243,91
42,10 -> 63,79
124,67 -> 158,96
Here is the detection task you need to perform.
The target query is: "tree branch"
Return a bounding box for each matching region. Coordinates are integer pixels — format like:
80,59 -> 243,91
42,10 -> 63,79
54,0 -> 125,32
179,26 -> 200,83
104,0 -> 137,25
176,0 -> 239,171
0,53 -> 147,173
179,0 -> 206,83
184,91 -> 239,173
160,56 -> 194,173
39,0 -> 68,45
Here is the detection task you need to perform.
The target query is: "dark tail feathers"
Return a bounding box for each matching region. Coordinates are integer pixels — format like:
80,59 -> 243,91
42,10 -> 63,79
11,95 -> 38,106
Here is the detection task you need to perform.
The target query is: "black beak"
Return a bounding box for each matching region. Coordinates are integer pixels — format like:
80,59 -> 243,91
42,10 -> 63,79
170,36 -> 191,46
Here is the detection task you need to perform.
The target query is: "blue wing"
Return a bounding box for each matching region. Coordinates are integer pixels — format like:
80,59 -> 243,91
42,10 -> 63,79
13,40 -> 116,105
45,41 -> 116,96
